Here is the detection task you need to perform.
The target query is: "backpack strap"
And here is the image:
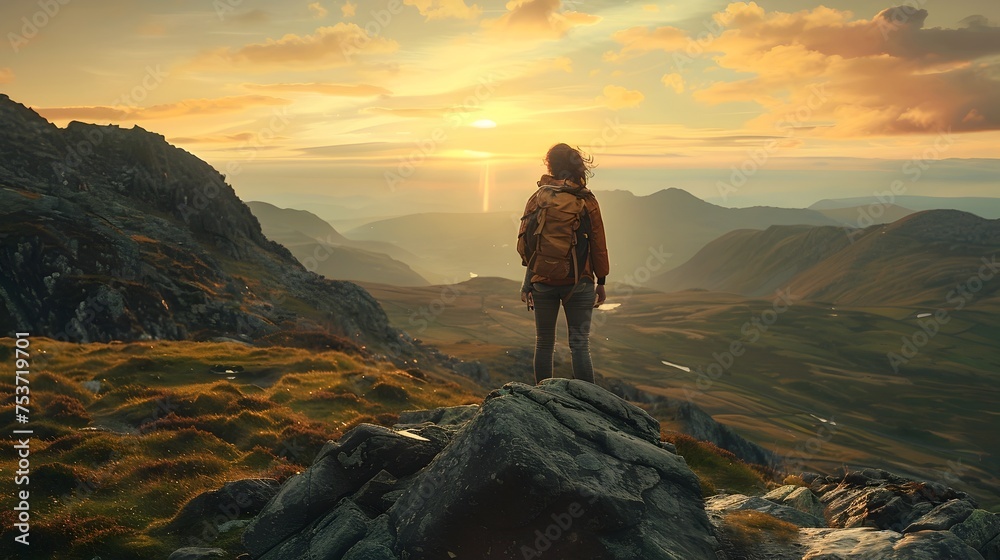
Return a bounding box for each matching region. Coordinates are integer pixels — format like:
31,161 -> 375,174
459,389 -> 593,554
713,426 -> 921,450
530,206 -> 547,272
560,199 -> 587,305
561,244 -> 581,305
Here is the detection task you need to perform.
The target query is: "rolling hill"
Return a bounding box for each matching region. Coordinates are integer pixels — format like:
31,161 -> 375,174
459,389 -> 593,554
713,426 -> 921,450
659,210 -> 1000,306
247,201 -> 429,287
654,225 -> 853,296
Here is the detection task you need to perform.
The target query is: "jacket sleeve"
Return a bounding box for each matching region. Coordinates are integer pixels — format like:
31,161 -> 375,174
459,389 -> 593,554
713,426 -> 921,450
517,193 -> 536,238
517,193 -> 538,267
588,197 -> 610,283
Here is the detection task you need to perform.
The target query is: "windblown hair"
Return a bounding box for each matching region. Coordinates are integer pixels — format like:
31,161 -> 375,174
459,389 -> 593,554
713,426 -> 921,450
544,143 -> 594,187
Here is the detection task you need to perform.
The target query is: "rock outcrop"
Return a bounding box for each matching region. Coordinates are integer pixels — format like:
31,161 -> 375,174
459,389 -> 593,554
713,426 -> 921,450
0,94 -> 406,354
710,468 -> 1000,559
201,380 -> 1000,560
159,478 -> 280,540
810,468 -> 978,532
241,379 -> 720,559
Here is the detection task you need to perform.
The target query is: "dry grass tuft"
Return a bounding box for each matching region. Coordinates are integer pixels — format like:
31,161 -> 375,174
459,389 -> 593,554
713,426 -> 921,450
783,474 -> 809,487
662,432 -> 768,496
720,510 -> 799,553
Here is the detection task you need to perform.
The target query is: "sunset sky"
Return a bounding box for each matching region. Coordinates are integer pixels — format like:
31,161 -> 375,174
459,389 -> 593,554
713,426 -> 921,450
2,0 -> 999,216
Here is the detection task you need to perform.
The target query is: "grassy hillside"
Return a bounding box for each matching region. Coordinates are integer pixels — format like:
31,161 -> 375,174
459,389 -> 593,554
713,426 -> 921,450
359,277 -> 1000,508
655,225 -> 851,296
659,211 -> 1000,307
787,211 -> 1000,305
0,338 -> 481,559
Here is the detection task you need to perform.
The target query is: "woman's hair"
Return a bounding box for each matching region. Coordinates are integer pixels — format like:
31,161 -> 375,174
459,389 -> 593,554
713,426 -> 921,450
544,143 -> 594,187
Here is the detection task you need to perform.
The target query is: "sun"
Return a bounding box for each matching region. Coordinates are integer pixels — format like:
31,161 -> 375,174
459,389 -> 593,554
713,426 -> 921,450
470,119 -> 497,129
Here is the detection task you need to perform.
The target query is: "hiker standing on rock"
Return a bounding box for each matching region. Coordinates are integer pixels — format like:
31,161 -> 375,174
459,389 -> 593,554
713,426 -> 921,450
517,143 -> 610,384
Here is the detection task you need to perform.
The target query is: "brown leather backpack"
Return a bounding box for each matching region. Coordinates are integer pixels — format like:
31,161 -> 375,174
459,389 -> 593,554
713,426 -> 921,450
517,185 -> 592,292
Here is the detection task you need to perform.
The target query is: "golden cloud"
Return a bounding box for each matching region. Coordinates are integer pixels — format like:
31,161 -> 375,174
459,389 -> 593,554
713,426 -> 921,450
169,132 -> 288,144
136,22 -> 168,37
308,2 -> 328,19
404,0 -> 482,20
483,0 -> 601,40
680,3 -> 1000,136
360,106 -> 452,118
244,82 -> 391,96
599,85 -> 644,110
36,95 -> 291,122
605,25 -> 687,62
193,23 -> 397,69
551,56 -> 573,73
662,73 -> 684,94
342,1 -> 357,17
0,68 -> 13,84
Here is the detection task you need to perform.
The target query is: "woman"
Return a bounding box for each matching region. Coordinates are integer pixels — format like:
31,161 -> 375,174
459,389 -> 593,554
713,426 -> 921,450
518,143 -> 609,384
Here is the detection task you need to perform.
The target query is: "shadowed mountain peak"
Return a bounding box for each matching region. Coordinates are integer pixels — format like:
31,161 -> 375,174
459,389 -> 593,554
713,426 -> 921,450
658,209 -> 1000,305
0,94 -> 406,351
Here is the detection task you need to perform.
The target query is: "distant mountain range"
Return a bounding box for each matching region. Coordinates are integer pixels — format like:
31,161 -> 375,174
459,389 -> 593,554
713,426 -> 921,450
658,210 -> 1000,306
0,94 -> 404,351
597,189 -> 840,291
812,204 -> 915,227
334,189 -> 1000,298
345,211 -> 523,282
341,188 -> 842,288
248,201 -> 429,287
811,196 -> 1000,219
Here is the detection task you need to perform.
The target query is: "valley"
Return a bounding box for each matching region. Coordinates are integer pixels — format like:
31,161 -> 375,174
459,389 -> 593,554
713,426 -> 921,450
359,277 -> 1000,508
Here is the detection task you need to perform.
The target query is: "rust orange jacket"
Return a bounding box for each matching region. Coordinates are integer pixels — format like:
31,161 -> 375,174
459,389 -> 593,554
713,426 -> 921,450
519,175 -> 610,289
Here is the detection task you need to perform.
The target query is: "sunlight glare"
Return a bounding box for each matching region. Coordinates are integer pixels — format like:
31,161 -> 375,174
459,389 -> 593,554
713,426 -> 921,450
471,119 -> 497,129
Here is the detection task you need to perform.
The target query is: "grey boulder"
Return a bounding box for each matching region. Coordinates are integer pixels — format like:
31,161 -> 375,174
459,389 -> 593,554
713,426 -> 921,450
388,379 -> 719,559
166,547 -> 226,560
799,527 -> 984,559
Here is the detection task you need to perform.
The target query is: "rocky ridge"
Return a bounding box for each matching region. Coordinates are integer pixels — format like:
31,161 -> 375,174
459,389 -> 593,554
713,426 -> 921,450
162,381 -> 998,560
0,94 -> 404,353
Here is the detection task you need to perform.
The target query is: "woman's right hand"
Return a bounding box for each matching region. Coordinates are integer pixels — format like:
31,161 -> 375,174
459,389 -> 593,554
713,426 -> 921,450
521,290 -> 534,311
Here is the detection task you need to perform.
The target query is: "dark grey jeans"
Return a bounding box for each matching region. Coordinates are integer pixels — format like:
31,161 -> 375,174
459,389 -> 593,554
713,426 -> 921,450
531,280 -> 596,384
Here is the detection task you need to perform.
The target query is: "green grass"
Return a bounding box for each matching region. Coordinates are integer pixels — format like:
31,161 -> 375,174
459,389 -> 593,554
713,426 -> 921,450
0,338 -> 483,560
